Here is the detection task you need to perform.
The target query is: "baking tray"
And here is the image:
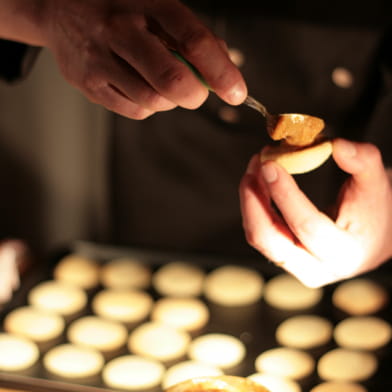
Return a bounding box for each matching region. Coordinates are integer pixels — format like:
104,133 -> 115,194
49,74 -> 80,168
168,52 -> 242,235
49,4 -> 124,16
0,240 -> 391,392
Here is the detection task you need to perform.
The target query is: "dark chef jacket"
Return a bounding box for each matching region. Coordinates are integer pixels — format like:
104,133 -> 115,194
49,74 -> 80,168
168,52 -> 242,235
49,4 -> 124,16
0,2 -> 391,259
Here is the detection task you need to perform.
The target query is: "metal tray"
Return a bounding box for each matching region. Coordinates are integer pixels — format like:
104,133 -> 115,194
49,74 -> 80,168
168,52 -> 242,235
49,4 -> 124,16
1,241 -> 391,392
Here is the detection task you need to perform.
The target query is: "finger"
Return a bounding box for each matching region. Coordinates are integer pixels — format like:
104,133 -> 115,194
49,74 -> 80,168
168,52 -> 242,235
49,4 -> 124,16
85,83 -> 154,120
332,138 -> 388,191
239,163 -> 340,287
0,283 -> 13,303
68,47 -> 157,119
10,256 -> 20,290
240,157 -> 307,266
108,53 -> 177,112
109,14 -> 209,109
0,255 -> 18,303
72,43 -> 176,116
150,0 -> 247,105
240,156 -> 289,244
260,160 -> 361,272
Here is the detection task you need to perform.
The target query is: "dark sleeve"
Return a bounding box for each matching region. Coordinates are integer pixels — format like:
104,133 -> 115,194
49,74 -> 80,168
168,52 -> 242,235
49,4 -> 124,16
0,39 -> 40,83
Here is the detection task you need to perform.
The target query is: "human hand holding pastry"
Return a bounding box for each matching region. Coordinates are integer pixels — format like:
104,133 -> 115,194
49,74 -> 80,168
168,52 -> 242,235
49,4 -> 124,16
239,138 -> 392,287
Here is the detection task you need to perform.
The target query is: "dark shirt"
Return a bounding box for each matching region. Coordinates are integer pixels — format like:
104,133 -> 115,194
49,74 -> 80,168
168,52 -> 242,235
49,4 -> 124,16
0,40 -> 30,82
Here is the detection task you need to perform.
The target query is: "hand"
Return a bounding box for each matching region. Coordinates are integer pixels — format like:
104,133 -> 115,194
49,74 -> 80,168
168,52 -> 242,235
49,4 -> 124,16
0,241 -> 20,303
20,0 -> 246,119
239,138 -> 392,287
0,239 -> 32,303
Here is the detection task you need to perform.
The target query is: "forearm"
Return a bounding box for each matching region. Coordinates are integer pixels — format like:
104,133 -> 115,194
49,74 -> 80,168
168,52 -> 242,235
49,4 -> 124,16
0,0 -> 47,46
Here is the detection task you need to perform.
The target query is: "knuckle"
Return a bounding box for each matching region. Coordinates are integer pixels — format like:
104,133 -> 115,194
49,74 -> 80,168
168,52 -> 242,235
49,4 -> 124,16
82,41 -> 98,59
128,107 -> 153,120
178,28 -> 213,57
140,90 -> 168,110
245,231 -> 258,248
81,70 -> 105,95
245,230 -> 267,254
292,214 -> 320,238
95,10 -> 139,33
363,143 -> 382,165
156,64 -> 187,92
93,12 -> 147,50
110,12 -> 145,32
82,6 -> 114,39
213,61 -> 241,88
75,48 -> 106,91
108,97 -> 153,120
83,84 -> 109,106
91,15 -> 110,37
105,93 -> 154,120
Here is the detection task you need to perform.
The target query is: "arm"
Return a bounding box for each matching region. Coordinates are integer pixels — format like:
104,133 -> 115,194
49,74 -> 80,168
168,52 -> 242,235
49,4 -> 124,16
0,0 -> 247,119
239,138 -> 392,287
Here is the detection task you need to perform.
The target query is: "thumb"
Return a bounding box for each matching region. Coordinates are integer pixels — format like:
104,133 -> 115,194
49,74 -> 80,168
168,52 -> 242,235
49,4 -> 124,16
332,138 -> 387,188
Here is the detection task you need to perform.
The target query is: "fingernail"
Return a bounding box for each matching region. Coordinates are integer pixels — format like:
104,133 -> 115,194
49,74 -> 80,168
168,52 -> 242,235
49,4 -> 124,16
246,155 -> 259,175
227,82 -> 247,105
339,139 -> 357,158
262,163 -> 278,183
